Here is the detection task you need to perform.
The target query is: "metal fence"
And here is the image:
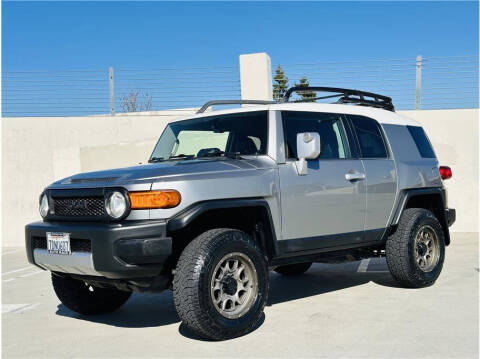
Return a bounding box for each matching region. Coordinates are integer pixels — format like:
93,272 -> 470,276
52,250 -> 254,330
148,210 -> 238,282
2,55 -> 478,117
273,55 -> 479,110
2,65 -> 241,117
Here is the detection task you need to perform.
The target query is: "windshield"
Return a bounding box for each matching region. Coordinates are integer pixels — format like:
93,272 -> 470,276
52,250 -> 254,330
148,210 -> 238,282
150,111 -> 268,161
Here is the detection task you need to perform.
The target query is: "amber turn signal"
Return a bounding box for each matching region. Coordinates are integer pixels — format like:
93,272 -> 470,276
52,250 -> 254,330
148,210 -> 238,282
129,190 -> 181,209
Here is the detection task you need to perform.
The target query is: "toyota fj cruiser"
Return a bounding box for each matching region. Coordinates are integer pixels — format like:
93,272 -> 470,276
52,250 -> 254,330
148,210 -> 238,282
26,87 -> 456,340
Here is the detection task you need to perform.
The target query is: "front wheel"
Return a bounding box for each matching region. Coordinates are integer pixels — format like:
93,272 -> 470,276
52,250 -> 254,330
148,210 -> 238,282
386,208 -> 445,288
52,273 -> 132,315
173,228 -> 269,340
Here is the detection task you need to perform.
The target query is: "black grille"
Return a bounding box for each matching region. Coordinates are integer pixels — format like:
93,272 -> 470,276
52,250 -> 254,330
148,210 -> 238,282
72,239 -> 92,252
52,197 -> 105,217
33,237 -> 47,250
32,236 -> 91,253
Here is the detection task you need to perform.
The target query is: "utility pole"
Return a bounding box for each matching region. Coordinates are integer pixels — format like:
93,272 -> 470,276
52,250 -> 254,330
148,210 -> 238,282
415,55 -> 422,110
109,67 -> 115,115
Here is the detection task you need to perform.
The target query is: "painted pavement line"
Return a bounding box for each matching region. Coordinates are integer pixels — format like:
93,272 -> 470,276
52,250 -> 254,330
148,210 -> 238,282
19,270 -> 45,278
2,266 -> 33,276
2,249 -> 23,255
2,270 -> 45,282
357,258 -> 370,272
2,303 -> 40,314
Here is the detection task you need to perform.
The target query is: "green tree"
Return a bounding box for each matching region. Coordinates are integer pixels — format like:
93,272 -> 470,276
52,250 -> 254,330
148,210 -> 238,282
294,77 -> 317,102
273,65 -> 289,101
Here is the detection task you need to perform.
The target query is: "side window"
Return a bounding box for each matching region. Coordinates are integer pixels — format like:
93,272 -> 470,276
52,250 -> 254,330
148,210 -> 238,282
349,115 -> 388,159
282,111 -> 351,159
407,126 -> 436,158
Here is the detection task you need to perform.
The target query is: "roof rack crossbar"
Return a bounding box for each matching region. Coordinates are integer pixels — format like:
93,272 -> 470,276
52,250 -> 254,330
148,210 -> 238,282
282,86 -> 394,111
196,100 -> 276,113
290,93 -> 344,103
197,86 -> 394,114
336,96 -> 394,111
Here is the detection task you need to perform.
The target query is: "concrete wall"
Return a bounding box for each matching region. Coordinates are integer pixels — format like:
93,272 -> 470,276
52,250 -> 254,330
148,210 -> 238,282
398,108 -> 479,233
1,108 -> 478,247
239,53 -> 273,101
1,110 -> 196,247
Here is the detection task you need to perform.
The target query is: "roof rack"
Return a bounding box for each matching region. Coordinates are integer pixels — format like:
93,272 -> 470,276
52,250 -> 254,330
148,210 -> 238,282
196,86 -> 394,114
282,86 -> 395,111
196,100 -> 276,113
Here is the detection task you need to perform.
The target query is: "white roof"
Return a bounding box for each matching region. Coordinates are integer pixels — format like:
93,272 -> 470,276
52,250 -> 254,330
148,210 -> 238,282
177,102 -> 419,126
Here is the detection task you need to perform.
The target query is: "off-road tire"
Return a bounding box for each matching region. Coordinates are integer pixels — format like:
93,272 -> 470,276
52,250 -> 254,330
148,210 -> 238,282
386,208 -> 445,288
173,228 -> 269,341
274,262 -> 312,276
52,273 -> 132,315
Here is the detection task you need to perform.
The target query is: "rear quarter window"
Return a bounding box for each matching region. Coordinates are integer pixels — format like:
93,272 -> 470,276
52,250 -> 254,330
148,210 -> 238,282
407,126 -> 436,158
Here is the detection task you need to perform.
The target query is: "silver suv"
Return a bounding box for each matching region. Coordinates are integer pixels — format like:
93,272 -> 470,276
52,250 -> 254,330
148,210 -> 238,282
25,87 -> 456,340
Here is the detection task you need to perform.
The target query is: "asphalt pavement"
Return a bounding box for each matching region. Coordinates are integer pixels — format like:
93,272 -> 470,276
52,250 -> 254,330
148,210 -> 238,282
2,233 -> 478,358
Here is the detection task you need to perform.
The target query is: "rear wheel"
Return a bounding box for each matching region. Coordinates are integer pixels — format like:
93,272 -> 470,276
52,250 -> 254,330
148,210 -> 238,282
386,208 -> 445,288
52,273 -> 132,315
173,228 -> 269,340
274,262 -> 312,276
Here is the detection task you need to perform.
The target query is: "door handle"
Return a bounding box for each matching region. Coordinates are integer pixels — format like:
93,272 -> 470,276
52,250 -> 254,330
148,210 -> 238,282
345,172 -> 365,181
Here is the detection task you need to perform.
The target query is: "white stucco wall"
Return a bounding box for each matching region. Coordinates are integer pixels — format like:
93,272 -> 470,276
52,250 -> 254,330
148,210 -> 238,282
1,108 -> 478,247
1,110 -> 196,247
399,108 -> 479,234
239,53 -> 273,101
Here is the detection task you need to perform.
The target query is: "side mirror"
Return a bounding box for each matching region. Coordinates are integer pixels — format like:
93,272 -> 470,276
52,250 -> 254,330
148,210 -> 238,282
295,132 -> 321,175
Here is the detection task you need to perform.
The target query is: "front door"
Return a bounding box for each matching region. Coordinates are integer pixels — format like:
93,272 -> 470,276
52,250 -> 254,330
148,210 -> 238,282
278,111 -> 367,252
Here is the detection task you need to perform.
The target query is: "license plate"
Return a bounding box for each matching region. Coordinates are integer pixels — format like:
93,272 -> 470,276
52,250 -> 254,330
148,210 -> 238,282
47,232 -> 71,255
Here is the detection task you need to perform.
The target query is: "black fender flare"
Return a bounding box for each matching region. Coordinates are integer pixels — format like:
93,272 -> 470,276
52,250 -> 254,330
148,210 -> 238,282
390,187 -> 450,245
166,198 -> 279,256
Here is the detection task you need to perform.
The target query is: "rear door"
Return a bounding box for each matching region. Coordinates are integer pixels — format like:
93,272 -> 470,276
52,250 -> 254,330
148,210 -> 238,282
347,115 -> 398,240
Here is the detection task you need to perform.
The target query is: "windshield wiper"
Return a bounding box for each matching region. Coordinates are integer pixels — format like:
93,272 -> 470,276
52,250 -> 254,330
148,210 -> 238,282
149,154 -> 195,163
168,154 -> 195,161
148,156 -> 165,163
199,151 -> 243,160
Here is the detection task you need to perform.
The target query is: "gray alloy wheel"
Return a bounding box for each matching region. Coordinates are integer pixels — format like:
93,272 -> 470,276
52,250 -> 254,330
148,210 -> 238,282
414,225 -> 440,272
210,252 -> 259,319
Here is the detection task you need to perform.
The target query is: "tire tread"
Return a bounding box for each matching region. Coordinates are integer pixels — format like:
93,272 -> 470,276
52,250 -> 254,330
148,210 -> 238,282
386,208 -> 445,288
173,228 -> 267,340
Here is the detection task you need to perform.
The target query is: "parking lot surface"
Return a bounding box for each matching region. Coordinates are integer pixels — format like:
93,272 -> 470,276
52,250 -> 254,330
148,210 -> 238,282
2,233 -> 478,358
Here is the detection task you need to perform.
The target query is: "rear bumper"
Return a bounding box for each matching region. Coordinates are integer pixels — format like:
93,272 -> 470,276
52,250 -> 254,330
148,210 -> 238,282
445,208 -> 456,227
25,220 -> 171,280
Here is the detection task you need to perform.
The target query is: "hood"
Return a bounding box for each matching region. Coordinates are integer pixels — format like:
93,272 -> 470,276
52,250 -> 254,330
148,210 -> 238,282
50,157 -> 273,189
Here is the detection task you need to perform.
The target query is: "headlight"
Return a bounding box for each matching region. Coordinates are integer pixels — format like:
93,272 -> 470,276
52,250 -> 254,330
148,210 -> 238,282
105,191 -> 128,219
39,193 -> 49,218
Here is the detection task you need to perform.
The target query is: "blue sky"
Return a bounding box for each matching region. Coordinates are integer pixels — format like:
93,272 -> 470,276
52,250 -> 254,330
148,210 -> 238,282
2,1 -> 478,69
2,1 -> 478,115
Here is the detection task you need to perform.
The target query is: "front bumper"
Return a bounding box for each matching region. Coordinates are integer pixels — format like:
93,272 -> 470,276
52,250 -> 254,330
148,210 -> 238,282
25,220 -> 171,279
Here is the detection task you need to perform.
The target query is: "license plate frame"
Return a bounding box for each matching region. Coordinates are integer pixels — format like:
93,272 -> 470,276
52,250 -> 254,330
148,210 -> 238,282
46,232 -> 71,255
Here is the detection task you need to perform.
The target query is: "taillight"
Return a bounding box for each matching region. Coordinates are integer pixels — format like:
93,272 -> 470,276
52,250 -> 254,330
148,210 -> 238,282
439,166 -> 452,180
